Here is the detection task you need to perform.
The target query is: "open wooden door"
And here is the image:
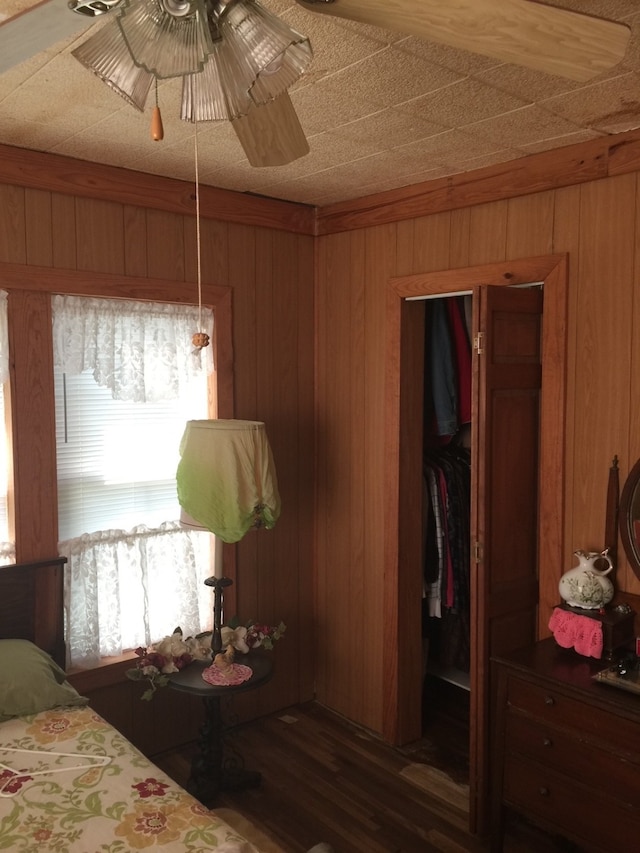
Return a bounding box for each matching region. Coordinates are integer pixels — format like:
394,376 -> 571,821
469,284 -> 543,833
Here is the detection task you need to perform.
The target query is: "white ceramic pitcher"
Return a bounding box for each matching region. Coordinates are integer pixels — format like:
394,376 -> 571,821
558,549 -> 614,609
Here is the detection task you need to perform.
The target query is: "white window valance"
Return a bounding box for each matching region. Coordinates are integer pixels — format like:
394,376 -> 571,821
52,295 -> 213,403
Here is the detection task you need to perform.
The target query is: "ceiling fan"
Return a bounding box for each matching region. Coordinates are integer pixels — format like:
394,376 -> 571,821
295,0 -> 631,84
0,0 -> 631,169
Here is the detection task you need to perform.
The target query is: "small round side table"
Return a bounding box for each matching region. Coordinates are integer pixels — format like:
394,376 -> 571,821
169,653 -> 273,805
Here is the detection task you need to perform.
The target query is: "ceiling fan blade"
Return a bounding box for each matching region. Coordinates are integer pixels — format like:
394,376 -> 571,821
231,93 -> 310,167
0,0 -> 94,74
294,0 -> 630,82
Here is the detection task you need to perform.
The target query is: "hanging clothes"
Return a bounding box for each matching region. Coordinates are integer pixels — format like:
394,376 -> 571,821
446,298 -> 472,428
423,444 -> 471,671
422,297 -> 473,672
425,297 -> 472,444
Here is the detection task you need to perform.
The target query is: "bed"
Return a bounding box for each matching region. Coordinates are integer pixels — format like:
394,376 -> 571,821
0,558 -> 274,853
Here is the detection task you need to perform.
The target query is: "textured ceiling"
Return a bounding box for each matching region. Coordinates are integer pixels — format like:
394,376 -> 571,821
1,0 -> 640,207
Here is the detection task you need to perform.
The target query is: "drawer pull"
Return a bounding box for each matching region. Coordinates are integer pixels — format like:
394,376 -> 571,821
544,696 -> 555,706
539,787 -> 549,797
542,737 -> 552,747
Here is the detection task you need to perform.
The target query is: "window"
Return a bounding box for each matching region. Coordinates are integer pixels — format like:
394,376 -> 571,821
53,295 -> 215,667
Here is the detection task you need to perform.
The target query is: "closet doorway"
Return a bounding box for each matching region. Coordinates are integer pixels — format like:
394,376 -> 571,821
382,254 -> 568,835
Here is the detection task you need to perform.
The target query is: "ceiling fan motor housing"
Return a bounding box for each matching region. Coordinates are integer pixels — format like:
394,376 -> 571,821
68,0 -> 125,17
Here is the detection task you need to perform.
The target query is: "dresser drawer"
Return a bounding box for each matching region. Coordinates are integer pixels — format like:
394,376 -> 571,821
505,674 -> 640,756
503,756 -> 640,852
505,711 -> 640,809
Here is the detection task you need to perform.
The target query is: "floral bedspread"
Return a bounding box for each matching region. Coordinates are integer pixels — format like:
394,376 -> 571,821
0,707 -> 260,852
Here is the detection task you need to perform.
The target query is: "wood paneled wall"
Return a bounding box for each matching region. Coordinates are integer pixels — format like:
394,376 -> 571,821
4,131 -> 640,749
0,146 -> 315,741
314,139 -> 640,738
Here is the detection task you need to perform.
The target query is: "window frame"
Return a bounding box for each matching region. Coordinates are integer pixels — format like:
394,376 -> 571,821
0,264 -> 235,681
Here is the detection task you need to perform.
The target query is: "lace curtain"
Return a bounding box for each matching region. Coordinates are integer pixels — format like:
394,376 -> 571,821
52,294 -> 214,401
0,291 -> 15,565
61,522 -> 211,667
54,296 -> 214,667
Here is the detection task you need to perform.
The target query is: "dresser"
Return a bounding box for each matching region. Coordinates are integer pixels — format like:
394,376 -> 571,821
491,638 -> 640,852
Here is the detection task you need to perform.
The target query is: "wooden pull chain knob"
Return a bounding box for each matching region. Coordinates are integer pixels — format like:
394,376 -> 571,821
151,106 -> 164,141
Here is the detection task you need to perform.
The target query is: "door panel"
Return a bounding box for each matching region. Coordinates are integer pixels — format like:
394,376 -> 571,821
470,284 -> 543,834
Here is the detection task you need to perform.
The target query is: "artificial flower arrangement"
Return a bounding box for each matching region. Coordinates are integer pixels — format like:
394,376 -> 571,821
221,615 -> 286,653
126,618 -> 286,700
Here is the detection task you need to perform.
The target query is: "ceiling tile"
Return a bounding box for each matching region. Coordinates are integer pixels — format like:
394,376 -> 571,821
0,0 -> 639,206
320,46 -> 463,111
321,107 -> 447,150
463,104 -> 583,148
404,77 -> 529,128
540,71 -> 640,133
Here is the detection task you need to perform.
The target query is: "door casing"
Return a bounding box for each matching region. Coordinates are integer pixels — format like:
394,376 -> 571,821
382,254 -> 568,833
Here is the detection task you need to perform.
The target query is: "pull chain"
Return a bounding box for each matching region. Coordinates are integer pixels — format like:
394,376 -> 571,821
192,121 -> 210,352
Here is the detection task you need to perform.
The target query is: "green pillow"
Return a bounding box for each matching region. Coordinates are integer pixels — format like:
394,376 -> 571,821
0,639 -> 88,721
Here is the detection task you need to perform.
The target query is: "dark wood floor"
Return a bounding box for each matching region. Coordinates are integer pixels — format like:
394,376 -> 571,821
154,682 -> 580,853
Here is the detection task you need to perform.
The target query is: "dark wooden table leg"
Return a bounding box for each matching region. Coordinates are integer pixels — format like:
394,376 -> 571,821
187,694 -> 263,805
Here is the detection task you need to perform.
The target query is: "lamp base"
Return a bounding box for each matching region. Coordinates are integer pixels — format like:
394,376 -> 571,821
204,575 -> 233,655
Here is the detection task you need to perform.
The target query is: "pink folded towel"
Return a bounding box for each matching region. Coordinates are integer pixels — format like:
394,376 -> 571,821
548,607 -> 603,658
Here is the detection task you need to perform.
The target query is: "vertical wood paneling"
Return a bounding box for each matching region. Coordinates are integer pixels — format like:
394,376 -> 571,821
0,185 -> 26,264
314,231 -> 354,716
467,201 -> 508,265
75,198 -> 125,274
7,290 -> 57,561
268,230 -> 307,711
551,185 -> 582,598
295,234 -> 315,701
506,192 -> 554,259
52,193 -> 77,270
362,223 -> 396,734
327,230 -> 355,717
188,217 -> 229,288
626,178 -> 640,595
123,205 -> 148,278
347,229 -> 366,724
395,221 -> 415,276
315,235 -> 329,703
536,257 -> 569,631
449,208 -> 471,268
25,189 -> 53,267
227,223 -> 257,416
145,209 -> 185,281
412,212 -> 451,272
571,177 -> 634,561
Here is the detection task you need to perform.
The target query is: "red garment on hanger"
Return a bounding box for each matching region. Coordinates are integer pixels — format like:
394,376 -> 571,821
446,298 -> 471,427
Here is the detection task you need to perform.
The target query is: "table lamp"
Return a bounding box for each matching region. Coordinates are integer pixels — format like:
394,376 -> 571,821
176,419 -> 280,656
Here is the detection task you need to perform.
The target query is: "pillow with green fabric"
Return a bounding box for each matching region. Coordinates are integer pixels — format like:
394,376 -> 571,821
0,638 -> 88,721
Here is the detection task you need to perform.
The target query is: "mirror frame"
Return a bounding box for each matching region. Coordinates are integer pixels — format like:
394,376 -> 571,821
619,456 -> 640,579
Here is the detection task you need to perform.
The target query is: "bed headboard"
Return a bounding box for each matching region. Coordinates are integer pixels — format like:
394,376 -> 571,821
0,557 -> 66,667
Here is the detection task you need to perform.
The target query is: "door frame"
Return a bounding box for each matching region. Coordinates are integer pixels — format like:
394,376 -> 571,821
382,254 -> 568,800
